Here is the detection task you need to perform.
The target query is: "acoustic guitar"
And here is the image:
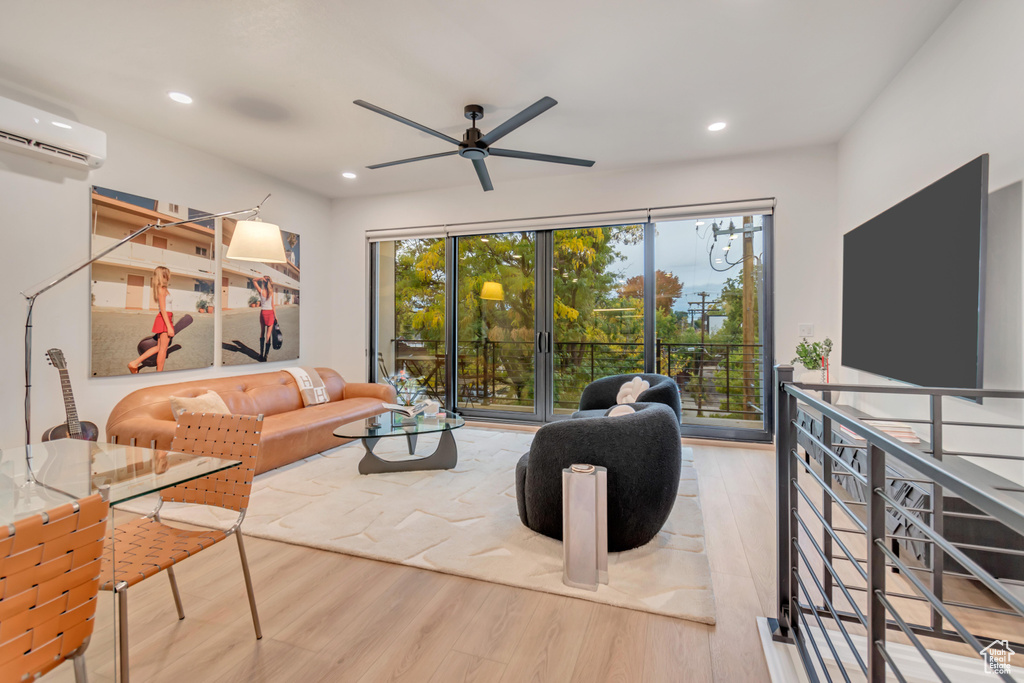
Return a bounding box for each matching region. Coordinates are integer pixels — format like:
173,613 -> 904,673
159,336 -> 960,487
42,348 -> 99,442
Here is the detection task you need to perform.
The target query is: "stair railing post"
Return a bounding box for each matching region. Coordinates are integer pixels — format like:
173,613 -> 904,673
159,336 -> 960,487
774,364 -> 797,642
822,390 -> 833,603
867,441 -> 887,681
930,394 -> 945,635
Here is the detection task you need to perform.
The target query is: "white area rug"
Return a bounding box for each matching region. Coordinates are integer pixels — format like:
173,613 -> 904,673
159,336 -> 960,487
121,427 -> 716,624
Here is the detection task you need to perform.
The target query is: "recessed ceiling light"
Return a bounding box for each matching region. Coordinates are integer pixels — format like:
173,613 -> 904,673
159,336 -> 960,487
342,172 -> 357,179
51,121 -> 72,129
168,91 -> 193,104
707,121 -> 727,132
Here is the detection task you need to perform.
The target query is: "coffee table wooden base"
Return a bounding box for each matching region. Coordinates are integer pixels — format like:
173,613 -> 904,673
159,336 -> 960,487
358,428 -> 458,474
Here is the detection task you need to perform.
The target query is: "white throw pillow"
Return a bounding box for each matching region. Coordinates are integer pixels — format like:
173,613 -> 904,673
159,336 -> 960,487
606,404 -> 636,417
169,390 -> 231,419
615,376 -> 650,404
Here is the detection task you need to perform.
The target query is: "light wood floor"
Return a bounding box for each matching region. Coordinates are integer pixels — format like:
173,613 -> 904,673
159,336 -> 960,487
43,439 -> 779,683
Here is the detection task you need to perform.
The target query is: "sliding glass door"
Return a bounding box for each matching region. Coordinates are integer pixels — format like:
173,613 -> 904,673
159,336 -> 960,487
652,215 -> 770,438
370,210 -> 773,440
455,232 -> 539,418
372,238 -> 447,402
549,225 -> 646,416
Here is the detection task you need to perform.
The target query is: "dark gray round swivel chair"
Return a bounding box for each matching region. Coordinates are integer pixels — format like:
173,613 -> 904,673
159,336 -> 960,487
572,373 -> 682,422
515,402 -> 682,551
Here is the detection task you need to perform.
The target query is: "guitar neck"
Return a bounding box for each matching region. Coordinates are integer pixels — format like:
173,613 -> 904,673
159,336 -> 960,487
57,368 -> 83,437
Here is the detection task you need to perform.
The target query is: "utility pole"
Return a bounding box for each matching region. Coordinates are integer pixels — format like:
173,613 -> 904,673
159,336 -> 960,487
687,291 -> 712,416
742,216 -> 755,418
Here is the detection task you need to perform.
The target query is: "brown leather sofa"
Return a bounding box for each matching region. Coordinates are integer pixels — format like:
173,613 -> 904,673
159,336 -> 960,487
106,368 -> 395,475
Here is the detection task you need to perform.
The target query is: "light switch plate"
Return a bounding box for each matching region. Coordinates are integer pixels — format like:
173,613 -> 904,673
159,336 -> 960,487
798,323 -> 814,338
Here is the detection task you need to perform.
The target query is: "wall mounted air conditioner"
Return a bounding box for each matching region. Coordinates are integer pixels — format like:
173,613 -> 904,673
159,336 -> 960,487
0,95 -> 106,169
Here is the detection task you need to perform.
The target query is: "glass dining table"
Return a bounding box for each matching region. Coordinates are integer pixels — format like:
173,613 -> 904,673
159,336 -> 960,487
0,438 -> 240,682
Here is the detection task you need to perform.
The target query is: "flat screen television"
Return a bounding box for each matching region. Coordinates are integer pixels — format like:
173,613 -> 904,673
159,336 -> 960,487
842,154 -> 988,390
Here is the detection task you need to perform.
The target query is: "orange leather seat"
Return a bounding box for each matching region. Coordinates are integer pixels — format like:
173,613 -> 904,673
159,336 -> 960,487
0,493 -> 109,683
105,368 -> 395,475
102,519 -> 226,589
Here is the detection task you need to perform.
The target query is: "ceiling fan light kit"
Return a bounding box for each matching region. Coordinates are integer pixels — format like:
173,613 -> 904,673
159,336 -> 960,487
354,96 -> 595,192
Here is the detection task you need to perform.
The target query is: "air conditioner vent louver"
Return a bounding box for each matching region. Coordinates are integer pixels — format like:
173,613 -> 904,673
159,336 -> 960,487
32,141 -> 88,163
0,129 -> 32,147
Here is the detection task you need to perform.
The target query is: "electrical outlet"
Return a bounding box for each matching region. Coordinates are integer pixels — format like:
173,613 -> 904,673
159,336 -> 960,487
798,323 -> 814,338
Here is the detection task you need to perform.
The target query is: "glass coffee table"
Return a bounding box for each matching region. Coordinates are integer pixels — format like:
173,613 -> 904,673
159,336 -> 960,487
333,414 -> 465,474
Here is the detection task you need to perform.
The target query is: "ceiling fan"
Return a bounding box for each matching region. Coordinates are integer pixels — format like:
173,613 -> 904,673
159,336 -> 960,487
353,96 -> 595,192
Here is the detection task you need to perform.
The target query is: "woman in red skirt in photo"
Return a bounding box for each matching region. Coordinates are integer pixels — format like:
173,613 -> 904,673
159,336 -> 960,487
128,266 -> 174,373
254,275 -> 276,362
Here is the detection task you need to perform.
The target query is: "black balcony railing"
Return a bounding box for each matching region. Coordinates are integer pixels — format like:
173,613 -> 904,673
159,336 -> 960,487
657,340 -> 764,420
390,337 -> 763,419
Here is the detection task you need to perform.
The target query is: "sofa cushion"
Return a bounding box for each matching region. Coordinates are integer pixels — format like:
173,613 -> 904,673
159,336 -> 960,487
606,404 -> 636,417
616,376 -> 650,404
239,378 -> 304,416
256,397 -> 395,474
169,390 -> 230,419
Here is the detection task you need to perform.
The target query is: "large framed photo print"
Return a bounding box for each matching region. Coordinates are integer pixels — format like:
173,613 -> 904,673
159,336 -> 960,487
89,186 -> 216,376
221,218 -> 300,365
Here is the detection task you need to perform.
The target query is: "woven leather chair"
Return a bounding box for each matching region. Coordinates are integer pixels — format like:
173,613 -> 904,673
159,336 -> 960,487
0,493 -> 109,682
101,412 -> 264,682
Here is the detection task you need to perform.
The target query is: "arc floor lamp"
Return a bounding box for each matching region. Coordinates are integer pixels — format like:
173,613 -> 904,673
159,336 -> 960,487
21,193 -> 287,461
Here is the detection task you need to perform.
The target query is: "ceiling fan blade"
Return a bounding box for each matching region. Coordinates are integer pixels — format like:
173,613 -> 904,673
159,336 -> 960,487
354,100 -> 461,146
479,96 -> 557,147
366,150 -> 458,169
489,148 -> 595,167
472,158 -> 494,192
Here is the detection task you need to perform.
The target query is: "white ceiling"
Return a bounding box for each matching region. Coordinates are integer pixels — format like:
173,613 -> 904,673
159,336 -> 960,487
0,0 -> 958,199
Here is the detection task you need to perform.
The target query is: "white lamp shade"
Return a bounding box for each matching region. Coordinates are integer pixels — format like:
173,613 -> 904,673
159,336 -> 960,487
226,220 -> 287,263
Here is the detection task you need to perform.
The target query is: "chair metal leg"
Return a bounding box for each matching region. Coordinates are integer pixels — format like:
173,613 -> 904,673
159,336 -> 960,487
116,584 -> 130,683
72,651 -> 88,683
235,532 -> 262,639
167,566 -> 185,620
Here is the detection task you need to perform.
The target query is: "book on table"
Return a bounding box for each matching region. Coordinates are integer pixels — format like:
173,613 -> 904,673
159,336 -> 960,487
383,401 -> 428,418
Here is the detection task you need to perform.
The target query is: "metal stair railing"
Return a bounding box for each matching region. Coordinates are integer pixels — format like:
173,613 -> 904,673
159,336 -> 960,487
773,364 -> 1024,682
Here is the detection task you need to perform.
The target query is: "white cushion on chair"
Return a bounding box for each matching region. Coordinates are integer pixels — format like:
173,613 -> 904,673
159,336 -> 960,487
616,377 -> 650,404
606,404 -> 636,417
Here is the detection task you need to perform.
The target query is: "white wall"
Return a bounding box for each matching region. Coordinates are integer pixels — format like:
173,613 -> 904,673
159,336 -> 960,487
330,144 -> 841,387
836,0 -> 1024,481
0,83 -> 333,447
